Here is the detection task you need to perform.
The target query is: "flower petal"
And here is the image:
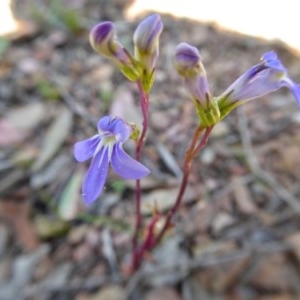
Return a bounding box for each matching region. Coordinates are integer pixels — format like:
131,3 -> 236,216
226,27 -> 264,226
173,43 -> 212,106
97,116 -> 131,142
111,144 -> 150,179
97,116 -> 112,133
74,135 -> 100,162
262,51 -> 286,72
174,42 -> 201,76
82,147 -> 109,205
219,65 -> 282,102
281,77 -> 300,108
262,51 -> 277,61
133,14 -> 163,53
90,22 -> 126,61
109,118 -> 131,142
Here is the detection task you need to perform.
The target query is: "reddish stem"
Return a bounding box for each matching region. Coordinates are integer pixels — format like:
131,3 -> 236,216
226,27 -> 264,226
131,80 -> 150,270
137,213 -> 160,260
147,126 -> 213,251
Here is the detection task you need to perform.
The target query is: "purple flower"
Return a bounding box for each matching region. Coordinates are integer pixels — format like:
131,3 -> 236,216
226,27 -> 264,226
173,43 -> 220,127
90,22 -> 142,81
74,116 -> 150,205
133,14 -> 163,73
218,51 -> 300,117
173,43 -> 212,107
90,22 -> 124,59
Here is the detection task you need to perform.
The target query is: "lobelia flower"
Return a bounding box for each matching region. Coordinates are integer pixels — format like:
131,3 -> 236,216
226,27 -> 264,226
217,51 -> 300,119
133,14 -> 163,92
74,116 -> 150,205
90,22 -> 143,81
173,42 -> 220,127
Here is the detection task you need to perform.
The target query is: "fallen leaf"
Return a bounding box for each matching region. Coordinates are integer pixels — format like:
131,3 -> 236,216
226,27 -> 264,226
0,200 -> 39,251
156,142 -> 182,178
0,102 -> 46,147
0,245 -> 49,300
285,232 -> 300,264
31,107 -> 73,171
58,169 -> 83,221
86,285 -> 124,300
6,102 -> 45,130
0,119 -> 25,146
257,295 -> 295,300
141,186 -> 196,215
12,144 -> 39,167
145,287 -> 182,300
231,176 -> 257,215
211,212 -> 236,235
0,224 -> 9,256
34,215 -> 69,240
144,236 -> 190,286
0,169 -> 26,194
30,154 -> 70,188
246,254 -> 292,292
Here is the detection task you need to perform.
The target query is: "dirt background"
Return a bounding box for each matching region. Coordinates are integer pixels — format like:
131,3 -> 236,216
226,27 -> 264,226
1,0 -> 300,299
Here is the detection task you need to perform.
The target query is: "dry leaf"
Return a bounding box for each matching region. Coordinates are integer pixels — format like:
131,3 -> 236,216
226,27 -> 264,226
145,287 -> 182,300
231,176 -> 257,215
0,200 -> 39,251
32,107 -> 73,171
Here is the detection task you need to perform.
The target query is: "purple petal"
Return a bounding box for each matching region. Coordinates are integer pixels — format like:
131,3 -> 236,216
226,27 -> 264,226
219,51 -> 290,103
174,43 -> 211,105
98,116 -> 131,142
262,51 -> 277,61
89,22 -> 118,58
281,77 -> 300,109
109,118 -> 131,142
183,76 -> 211,106
90,22 -> 115,46
111,144 -> 150,179
220,65 -> 282,102
97,116 -> 112,132
263,51 -> 286,72
74,135 -> 100,162
82,147 -> 109,205
133,14 -> 163,52
174,43 -> 201,76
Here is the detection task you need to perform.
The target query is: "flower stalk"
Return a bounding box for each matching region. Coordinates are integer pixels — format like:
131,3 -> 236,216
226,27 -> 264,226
132,80 -> 150,269
130,125 -> 214,270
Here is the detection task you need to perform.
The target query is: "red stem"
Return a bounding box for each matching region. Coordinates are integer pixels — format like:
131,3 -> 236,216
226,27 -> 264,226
131,80 -> 150,270
146,126 -> 213,251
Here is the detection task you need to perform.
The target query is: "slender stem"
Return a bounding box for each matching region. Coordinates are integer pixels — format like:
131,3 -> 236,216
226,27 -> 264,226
132,80 -> 150,270
136,213 -> 159,260
191,126 -> 214,157
132,125 -> 213,270
151,125 -> 213,248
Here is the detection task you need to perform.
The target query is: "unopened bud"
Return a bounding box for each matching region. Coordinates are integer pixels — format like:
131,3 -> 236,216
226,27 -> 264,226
90,22 -> 143,81
174,43 -> 220,127
133,14 -> 163,91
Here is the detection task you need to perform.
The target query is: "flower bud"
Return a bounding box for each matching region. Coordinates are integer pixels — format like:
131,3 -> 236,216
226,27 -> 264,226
90,22 -> 117,57
174,43 -> 203,77
90,22 -> 143,81
174,43 -> 220,127
133,14 -> 163,92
